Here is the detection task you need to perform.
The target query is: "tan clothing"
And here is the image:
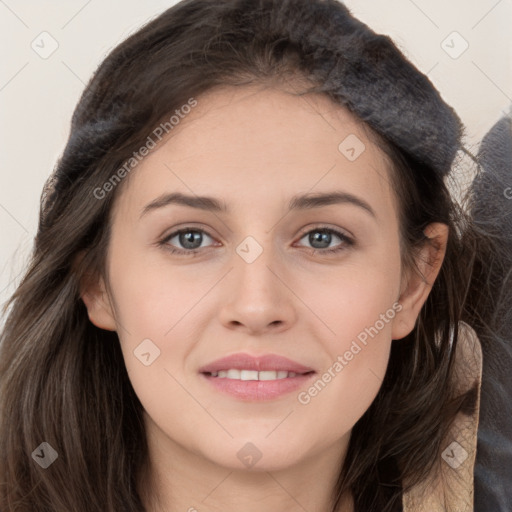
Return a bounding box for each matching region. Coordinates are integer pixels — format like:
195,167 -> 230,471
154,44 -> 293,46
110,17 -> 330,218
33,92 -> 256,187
403,322 -> 483,512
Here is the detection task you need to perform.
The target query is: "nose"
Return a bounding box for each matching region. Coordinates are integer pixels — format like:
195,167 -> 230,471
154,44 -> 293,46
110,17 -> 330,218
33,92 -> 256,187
217,241 -> 298,336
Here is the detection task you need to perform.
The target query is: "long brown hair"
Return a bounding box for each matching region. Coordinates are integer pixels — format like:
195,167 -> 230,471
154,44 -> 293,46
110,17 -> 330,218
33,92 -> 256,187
0,1 -> 497,510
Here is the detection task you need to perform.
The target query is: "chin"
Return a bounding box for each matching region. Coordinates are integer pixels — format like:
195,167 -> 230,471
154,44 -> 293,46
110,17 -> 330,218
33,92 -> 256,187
199,438 -> 307,472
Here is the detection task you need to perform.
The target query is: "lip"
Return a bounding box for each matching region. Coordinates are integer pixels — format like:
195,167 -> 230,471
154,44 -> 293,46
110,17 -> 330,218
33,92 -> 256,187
198,353 -> 315,374
198,353 -> 316,401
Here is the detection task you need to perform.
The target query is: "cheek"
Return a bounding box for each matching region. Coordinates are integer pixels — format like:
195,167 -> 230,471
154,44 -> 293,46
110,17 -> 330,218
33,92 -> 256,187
104,244 -> 197,399
293,306 -> 395,453
295,249 -> 401,433
306,246 -> 401,345
107,244 -> 199,339
106,261 -> 200,441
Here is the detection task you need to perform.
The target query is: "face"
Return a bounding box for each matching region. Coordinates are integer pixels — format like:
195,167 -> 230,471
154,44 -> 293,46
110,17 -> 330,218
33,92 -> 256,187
83,84 -> 439,474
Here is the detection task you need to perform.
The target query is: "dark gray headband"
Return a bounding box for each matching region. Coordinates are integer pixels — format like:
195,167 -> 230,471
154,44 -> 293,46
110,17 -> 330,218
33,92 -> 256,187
280,0 -> 464,175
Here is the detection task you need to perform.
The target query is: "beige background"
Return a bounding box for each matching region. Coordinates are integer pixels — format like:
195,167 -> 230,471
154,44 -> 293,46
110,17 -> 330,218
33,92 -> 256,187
1,0 -> 511,314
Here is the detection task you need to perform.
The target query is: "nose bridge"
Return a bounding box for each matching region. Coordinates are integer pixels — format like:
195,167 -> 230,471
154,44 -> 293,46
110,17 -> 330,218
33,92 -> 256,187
233,233 -> 282,301
218,232 -> 296,333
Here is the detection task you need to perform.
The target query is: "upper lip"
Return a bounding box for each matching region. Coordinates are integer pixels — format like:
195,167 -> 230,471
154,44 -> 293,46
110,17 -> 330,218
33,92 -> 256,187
198,353 -> 315,374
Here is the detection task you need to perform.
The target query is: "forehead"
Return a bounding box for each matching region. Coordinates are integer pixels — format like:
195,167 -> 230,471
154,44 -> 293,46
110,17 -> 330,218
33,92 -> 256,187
114,85 -> 397,220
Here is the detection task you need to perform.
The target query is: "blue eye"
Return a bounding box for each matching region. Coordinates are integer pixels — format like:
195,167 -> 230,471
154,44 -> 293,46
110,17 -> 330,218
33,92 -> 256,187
160,228 -> 216,256
296,227 -> 354,254
159,226 -> 354,257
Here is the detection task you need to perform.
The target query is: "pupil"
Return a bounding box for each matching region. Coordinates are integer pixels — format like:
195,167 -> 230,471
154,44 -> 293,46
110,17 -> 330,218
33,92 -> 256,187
180,231 -> 202,249
310,230 -> 331,249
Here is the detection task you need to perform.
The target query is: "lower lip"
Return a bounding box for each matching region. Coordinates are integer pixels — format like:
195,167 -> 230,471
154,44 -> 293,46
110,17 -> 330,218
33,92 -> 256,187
200,372 -> 316,401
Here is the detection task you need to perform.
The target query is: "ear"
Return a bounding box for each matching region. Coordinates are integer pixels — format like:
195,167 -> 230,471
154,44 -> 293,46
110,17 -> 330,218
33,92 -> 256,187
76,253 -> 117,332
391,223 -> 449,340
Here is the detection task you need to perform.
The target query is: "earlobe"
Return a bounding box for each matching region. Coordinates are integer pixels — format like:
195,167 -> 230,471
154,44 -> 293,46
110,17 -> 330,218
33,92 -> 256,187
80,274 -> 117,332
391,223 -> 449,340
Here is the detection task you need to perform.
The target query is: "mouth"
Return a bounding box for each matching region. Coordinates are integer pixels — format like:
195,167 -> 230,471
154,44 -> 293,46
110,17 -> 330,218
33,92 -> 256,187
198,353 -> 317,400
202,369 -> 315,380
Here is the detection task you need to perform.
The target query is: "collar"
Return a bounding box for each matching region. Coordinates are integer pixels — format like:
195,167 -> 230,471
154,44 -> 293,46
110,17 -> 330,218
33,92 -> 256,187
403,322 -> 483,511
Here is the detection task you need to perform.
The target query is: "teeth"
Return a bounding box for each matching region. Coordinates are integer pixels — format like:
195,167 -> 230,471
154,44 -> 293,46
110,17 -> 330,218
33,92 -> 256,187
241,370 -> 259,380
259,371 -> 279,381
209,369 -> 300,380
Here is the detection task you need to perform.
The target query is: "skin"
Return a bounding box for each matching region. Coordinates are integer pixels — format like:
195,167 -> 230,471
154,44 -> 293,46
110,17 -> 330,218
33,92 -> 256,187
81,84 -> 448,512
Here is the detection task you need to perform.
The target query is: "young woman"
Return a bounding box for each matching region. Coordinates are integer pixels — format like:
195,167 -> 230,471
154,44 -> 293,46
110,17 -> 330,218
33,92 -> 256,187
0,0 -> 496,510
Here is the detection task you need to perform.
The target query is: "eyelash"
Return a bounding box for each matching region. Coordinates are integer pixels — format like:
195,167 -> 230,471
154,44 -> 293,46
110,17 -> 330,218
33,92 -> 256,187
158,226 -> 354,257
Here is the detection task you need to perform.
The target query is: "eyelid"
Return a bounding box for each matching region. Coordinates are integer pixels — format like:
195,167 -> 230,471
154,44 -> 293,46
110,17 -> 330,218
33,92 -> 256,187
293,225 -> 354,254
159,225 -> 218,247
295,224 -> 354,242
159,221 -> 214,238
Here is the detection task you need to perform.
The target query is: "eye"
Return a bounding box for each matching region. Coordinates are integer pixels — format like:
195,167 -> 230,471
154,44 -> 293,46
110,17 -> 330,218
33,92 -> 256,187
159,227 -> 217,256
295,227 -> 354,254
158,225 -> 354,257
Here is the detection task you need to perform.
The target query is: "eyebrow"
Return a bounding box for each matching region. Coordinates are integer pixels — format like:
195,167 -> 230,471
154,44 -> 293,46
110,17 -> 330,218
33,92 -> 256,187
140,191 -> 376,218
